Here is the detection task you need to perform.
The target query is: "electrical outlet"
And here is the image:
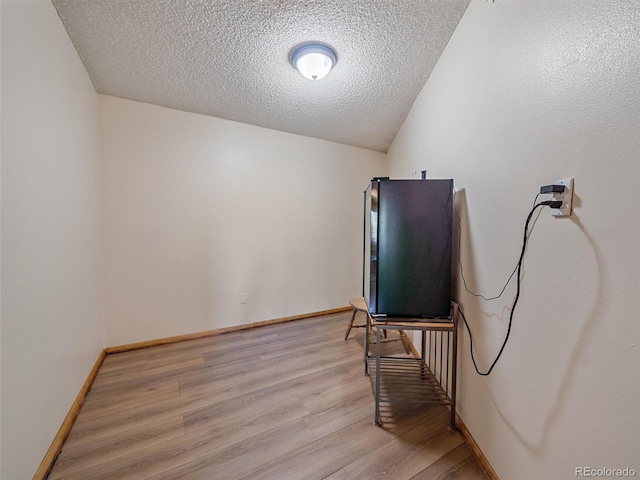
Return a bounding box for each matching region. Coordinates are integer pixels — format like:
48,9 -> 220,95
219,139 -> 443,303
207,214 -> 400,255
551,178 -> 574,217
240,293 -> 248,304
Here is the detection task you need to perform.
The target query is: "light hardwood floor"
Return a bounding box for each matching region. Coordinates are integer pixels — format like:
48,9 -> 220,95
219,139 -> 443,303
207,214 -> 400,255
48,311 -> 488,480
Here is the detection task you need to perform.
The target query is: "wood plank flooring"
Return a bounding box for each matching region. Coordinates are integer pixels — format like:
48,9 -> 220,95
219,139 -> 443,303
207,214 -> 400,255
48,311 -> 488,480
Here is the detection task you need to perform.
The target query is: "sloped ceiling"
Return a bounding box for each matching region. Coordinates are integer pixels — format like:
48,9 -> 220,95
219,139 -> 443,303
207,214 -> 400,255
52,0 -> 470,152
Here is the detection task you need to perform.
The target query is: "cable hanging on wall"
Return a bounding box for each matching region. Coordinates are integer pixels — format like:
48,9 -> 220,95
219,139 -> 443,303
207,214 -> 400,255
455,193 -> 554,376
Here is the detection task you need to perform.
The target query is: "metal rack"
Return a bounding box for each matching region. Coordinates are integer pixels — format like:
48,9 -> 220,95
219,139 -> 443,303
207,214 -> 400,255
364,301 -> 458,428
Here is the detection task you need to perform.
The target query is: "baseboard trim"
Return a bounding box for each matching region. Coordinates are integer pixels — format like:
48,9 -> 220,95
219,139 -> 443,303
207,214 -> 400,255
34,349 -> 107,480
105,306 -> 352,354
403,334 -> 499,480
454,411 -> 500,480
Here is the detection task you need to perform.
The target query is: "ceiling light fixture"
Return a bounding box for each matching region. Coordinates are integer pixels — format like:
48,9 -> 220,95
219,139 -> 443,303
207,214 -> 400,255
290,43 -> 337,81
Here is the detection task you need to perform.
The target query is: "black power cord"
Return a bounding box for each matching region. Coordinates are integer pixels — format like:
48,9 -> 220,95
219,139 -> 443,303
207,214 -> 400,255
454,192 -> 542,301
459,200 -> 555,376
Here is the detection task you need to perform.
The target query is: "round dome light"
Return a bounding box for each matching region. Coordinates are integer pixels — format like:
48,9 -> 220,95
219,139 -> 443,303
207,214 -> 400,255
290,43 -> 337,81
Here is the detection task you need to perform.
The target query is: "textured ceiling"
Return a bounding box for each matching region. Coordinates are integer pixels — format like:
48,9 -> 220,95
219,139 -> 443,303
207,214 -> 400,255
52,0 -> 470,152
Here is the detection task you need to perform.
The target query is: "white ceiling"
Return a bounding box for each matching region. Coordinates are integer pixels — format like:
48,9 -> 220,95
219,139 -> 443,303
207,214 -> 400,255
52,0 -> 470,152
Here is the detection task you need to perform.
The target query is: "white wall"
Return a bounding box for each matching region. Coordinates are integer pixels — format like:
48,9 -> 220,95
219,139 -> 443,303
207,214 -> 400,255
100,95 -> 387,346
0,1 -> 105,478
388,1 -> 639,478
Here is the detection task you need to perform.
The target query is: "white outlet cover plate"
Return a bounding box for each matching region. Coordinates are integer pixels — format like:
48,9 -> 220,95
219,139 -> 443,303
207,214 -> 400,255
551,177 -> 574,217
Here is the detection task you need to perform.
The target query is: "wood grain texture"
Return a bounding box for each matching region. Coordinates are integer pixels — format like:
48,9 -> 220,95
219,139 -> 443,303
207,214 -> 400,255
373,320 -> 454,330
345,411 -> 463,480
47,311 -> 488,480
410,444 -> 487,480
34,349 -> 107,480
404,328 -> 499,480
105,306 -> 351,354
324,469 -> 353,480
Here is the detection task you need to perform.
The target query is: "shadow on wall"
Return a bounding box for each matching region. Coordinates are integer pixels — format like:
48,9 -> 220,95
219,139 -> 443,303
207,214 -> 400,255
487,196 -> 606,454
452,189 -> 484,329
453,187 -> 513,366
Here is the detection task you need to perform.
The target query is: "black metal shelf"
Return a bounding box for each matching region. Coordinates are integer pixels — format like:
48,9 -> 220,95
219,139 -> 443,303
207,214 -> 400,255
367,356 -> 451,405
364,301 -> 459,428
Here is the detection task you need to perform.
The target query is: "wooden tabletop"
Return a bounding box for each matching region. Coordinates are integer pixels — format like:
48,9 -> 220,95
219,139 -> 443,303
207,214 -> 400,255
349,297 -> 453,329
371,319 -> 454,330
